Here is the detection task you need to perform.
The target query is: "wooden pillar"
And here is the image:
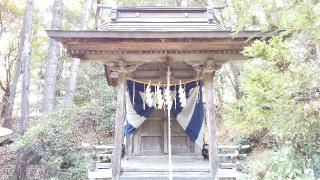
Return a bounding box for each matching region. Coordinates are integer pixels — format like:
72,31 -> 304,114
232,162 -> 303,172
204,72 -> 219,179
112,71 -> 126,180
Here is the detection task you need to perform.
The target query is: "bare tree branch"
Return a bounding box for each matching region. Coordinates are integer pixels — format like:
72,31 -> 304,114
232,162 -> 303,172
0,81 -> 6,91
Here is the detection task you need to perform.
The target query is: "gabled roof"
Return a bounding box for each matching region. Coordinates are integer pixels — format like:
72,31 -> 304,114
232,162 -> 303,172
46,30 -> 261,61
46,7 -> 267,62
46,6 -> 269,86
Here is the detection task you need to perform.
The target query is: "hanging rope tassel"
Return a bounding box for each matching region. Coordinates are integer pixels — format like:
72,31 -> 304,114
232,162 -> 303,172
143,83 -> 146,110
197,80 -> 200,103
174,85 -> 177,109
178,80 -> 187,107
132,81 -> 135,107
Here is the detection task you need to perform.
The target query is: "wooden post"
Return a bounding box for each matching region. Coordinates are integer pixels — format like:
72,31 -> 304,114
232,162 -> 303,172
204,72 -> 219,179
112,71 -> 126,180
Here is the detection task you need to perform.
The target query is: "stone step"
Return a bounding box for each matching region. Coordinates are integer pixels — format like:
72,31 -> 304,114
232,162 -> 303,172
88,169 -> 240,180
120,170 -> 238,180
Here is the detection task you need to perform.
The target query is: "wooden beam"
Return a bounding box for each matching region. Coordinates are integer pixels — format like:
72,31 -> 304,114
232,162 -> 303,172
65,40 -> 249,52
112,71 -> 126,180
204,72 -> 219,179
84,53 -> 245,64
65,37 -> 247,44
66,39 -> 248,46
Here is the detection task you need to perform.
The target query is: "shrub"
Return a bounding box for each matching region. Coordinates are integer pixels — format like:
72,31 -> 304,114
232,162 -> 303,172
12,106 -> 89,180
241,146 -> 315,180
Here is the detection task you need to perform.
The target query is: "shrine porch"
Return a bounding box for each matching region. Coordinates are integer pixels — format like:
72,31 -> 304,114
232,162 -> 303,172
89,156 -> 243,179
120,156 -> 241,180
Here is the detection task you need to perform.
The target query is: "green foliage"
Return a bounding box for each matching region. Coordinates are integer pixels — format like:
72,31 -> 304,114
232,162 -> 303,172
11,61 -> 116,179
58,62 -> 117,138
0,0 -> 131,179
241,147 -> 314,180
227,1 -> 320,176
12,106 -> 88,180
243,37 -> 293,71
280,1 -> 320,41
228,38 -> 320,179
63,1 -> 83,30
230,0 -> 320,41
228,59 -> 291,133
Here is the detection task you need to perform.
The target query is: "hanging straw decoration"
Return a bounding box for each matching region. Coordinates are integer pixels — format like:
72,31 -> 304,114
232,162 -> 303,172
143,83 -> 146,110
153,83 -> 158,109
178,80 -> 187,107
139,91 -> 146,110
164,85 -> 172,109
155,83 -> 164,109
127,76 -> 204,110
174,85 -> 177,109
132,82 -> 135,107
145,81 -> 153,107
127,77 -> 203,86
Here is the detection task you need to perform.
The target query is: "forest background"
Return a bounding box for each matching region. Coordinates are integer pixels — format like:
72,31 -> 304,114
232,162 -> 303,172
0,0 -> 319,179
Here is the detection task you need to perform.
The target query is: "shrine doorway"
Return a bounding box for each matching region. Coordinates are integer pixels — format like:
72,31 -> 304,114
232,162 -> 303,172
127,110 -> 199,156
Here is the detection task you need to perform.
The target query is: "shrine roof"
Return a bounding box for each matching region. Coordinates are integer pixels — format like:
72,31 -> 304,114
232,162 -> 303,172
47,6 -> 267,59
46,6 -> 271,86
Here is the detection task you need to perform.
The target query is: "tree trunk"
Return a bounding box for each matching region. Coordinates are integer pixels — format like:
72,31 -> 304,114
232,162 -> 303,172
314,165 -> 320,180
0,85 -> 10,119
64,0 -> 93,108
20,0 -> 33,135
14,149 -> 32,180
228,62 -> 243,100
0,0 -> 3,39
14,0 -> 33,179
95,0 -> 101,30
214,74 -> 224,125
41,0 -> 63,113
2,27 -> 25,129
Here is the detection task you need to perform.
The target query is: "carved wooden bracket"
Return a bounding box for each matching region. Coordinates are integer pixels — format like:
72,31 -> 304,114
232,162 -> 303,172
184,60 -> 221,77
109,59 -> 143,73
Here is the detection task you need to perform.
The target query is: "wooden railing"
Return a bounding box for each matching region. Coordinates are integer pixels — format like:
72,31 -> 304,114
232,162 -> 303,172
218,145 -> 250,171
83,144 -> 113,180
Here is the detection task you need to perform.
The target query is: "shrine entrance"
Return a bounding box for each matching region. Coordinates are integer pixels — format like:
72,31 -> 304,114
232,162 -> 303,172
126,61 -> 200,156
128,110 -> 198,156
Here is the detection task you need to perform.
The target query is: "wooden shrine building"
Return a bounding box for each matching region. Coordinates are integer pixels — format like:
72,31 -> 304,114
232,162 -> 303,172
47,6 -> 263,180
